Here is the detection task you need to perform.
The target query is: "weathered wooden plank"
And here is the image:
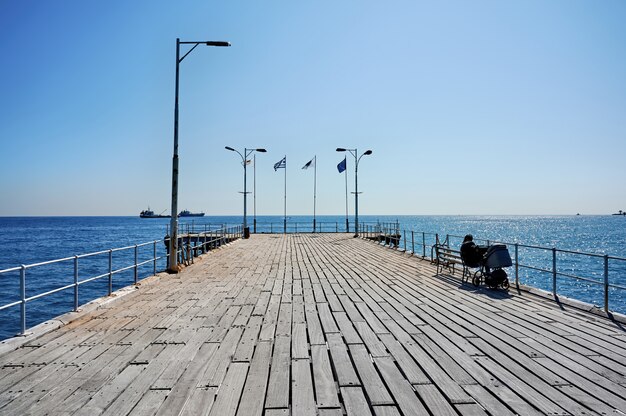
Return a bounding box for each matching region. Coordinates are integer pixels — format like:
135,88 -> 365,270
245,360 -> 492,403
179,387 -> 217,416
352,321 -> 388,358
154,343 -> 219,416
373,356 -> 429,416
292,359 -> 316,416
265,336 -> 291,409
128,388 -> 169,416
233,315 -> 263,362
372,406 -> 402,416
311,344 -> 340,408
349,344 -> 394,405
259,295 -> 281,341
304,308 -> 325,346
274,302 -> 292,338
318,302 -> 340,334
340,386 -> 373,416
207,362 -> 249,416
237,341 -> 273,416
378,334 -> 429,385
454,403 -> 490,416
414,383 -> 458,416
326,333 -> 360,387
198,327 -> 244,388
292,323 -> 309,360
333,311 -> 362,344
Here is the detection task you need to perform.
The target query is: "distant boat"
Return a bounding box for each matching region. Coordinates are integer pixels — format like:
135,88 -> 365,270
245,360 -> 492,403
139,208 -> 170,218
612,210 -> 626,216
179,210 -> 205,217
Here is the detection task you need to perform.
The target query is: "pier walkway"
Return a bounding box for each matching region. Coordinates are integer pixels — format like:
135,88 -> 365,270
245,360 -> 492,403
1,234 -> 626,415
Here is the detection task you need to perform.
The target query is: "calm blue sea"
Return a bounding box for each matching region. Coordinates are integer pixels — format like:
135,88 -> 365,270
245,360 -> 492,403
1,215 -> 625,340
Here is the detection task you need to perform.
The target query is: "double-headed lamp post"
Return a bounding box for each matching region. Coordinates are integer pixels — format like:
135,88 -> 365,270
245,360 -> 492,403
225,147 -> 267,238
168,38 -> 230,273
336,148 -> 373,237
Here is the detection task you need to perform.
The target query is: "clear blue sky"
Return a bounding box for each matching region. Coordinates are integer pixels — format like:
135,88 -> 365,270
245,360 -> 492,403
1,0 -> 625,216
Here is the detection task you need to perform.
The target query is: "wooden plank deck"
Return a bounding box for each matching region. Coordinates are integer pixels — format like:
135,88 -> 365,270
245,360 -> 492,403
1,233 -> 626,415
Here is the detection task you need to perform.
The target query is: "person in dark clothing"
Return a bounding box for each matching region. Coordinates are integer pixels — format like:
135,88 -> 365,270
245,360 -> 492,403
460,234 -> 484,267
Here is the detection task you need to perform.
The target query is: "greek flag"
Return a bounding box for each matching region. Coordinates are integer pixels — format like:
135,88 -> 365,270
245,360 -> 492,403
274,156 -> 286,171
302,158 -> 315,170
337,157 -> 347,173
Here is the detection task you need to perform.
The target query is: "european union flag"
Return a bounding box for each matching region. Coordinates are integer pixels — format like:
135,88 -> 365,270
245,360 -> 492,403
274,156 -> 286,171
337,157 -> 347,173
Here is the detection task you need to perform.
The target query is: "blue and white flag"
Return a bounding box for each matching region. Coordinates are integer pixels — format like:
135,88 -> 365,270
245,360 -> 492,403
302,157 -> 315,170
337,157 -> 347,173
274,156 -> 286,171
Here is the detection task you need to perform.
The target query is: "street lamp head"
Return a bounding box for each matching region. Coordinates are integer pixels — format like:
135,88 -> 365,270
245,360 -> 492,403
206,41 -> 231,47
364,150 -> 373,155
336,148 -> 347,152
256,148 -> 267,153
225,146 -> 235,151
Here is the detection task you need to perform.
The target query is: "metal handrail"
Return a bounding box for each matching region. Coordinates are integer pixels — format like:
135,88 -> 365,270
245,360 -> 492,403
367,225 -> 626,315
0,225 -> 241,336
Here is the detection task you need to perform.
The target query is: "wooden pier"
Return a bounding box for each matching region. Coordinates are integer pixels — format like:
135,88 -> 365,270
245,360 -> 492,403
1,234 -> 625,415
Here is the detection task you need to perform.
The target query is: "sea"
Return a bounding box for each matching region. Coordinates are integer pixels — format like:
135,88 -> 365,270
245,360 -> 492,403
1,215 -> 625,341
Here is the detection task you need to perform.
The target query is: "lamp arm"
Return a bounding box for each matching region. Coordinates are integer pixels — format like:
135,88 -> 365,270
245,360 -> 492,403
178,42 -> 201,63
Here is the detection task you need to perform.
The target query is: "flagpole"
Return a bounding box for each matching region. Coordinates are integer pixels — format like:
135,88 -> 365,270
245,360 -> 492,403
283,155 -> 287,234
253,153 -> 256,234
313,155 -> 317,232
344,159 -> 349,232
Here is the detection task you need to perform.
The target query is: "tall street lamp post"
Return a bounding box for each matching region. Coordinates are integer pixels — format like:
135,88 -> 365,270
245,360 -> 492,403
168,38 -> 230,273
225,147 -> 267,238
336,148 -> 372,237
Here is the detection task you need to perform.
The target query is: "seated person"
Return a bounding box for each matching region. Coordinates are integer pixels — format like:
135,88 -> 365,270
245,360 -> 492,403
460,234 -> 484,267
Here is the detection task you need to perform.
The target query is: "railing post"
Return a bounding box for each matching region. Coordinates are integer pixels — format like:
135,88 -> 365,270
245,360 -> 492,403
422,232 -> 426,258
604,255 -> 609,313
336,222 -> 338,233
514,243 -> 519,288
552,248 -> 557,297
74,256 -> 79,311
153,241 -> 157,276
20,265 -> 26,335
411,231 -> 415,256
134,245 -> 138,285
108,249 -> 113,296
403,230 -> 407,252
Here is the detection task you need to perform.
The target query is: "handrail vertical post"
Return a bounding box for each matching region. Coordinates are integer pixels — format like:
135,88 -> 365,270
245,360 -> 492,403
20,265 -> 26,334
108,249 -> 113,296
552,248 -> 557,297
514,243 -> 519,288
74,256 -> 79,311
411,231 -> 415,256
134,245 -> 138,285
153,241 -> 157,275
403,230 -> 406,252
604,255 -> 609,313
422,232 -> 426,258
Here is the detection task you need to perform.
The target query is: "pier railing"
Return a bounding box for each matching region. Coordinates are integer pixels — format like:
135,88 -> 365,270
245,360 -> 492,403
361,223 -> 626,316
0,225 -> 241,338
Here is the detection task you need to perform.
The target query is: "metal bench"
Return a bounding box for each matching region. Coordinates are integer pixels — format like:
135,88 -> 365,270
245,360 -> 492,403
434,244 -> 464,275
435,244 -> 479,282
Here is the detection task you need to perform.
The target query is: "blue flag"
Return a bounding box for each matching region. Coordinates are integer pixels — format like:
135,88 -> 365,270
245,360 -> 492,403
337,157 -> 346,173
274,156 -> 286,171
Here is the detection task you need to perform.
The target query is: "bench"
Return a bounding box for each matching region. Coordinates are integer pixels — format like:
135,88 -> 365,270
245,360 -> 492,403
434,244 -> 478,282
